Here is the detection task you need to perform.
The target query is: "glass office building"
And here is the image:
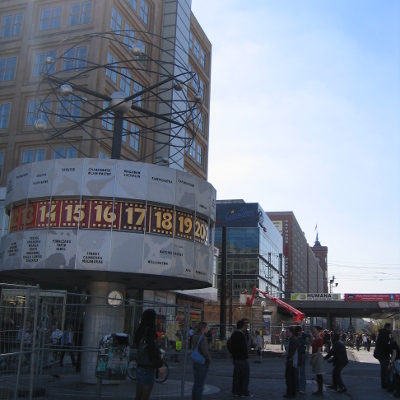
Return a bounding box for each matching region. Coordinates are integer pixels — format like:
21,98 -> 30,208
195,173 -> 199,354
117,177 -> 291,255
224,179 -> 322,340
215,200 -> 285,298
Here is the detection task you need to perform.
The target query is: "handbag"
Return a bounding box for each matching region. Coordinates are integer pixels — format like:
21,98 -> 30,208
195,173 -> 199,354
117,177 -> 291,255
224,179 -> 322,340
136,328 -> 153,367
191,335 -> 206,365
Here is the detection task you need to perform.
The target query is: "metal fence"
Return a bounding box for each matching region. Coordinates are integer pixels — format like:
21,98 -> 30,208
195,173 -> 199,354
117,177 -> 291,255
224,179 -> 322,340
0,284 -> 191,400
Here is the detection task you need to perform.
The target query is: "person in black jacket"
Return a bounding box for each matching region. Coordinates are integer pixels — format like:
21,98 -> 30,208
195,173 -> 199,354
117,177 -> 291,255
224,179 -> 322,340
134,309 -> 164,400
284,327 -> 301,399
324,333 -> 348,393
229,319 -> 253,398
375,323 -> 393,389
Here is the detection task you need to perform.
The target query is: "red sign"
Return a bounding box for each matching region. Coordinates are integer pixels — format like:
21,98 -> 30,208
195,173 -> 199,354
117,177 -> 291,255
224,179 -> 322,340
344,294 -> 400,302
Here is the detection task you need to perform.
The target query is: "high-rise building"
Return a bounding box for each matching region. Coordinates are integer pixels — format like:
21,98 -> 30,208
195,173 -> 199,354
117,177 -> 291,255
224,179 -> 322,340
0,0 -> 214,326
267,211 -> 325,296
0,0 -> 211,187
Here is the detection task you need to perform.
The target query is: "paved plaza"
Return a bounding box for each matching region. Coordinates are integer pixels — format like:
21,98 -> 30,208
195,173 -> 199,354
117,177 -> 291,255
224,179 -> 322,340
21,344 -> 389,400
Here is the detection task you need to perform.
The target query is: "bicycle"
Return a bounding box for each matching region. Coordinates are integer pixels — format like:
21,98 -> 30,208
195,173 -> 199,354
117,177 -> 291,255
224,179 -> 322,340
127,349 -> 169,383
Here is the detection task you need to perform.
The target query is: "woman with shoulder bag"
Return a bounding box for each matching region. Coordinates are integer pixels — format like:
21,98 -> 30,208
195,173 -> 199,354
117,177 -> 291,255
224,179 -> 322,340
310,326 -> 325,396
134,309 -> 165,400
191,322 -> 211,400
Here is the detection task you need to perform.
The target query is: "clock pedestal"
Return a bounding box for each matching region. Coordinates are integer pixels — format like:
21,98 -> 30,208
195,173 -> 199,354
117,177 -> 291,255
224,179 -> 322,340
80,281 -> 126,384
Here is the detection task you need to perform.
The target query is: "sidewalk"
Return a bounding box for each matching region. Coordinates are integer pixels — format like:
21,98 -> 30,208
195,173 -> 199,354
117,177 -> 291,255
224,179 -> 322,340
14,344 -> 389,400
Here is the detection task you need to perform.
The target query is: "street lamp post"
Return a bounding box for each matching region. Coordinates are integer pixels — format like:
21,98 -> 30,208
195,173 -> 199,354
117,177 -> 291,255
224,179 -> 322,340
329,276 -> 338,294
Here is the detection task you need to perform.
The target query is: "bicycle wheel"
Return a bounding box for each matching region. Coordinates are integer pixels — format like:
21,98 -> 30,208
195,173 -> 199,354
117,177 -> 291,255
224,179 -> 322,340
155,361 -> 169,383
127,359 -> 137,380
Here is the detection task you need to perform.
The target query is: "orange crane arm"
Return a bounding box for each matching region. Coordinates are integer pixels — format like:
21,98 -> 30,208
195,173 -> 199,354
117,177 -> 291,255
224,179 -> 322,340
246,286 -> 305,322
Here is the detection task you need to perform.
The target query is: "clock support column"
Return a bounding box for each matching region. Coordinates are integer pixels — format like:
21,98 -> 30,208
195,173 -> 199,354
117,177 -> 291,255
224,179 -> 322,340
80,281 -> 126,384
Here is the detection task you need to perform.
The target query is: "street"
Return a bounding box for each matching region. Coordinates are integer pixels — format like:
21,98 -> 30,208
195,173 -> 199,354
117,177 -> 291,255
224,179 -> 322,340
197,346 -> 389,400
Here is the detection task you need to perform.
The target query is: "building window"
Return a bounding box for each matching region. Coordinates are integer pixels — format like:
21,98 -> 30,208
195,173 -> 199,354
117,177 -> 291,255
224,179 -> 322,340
1,12 -> 23,37
106,53 -> 118,83
189,31 -> 193,50
123,120 -> 139,151
198,79 -> 204,97
111,7 -> 122,35
140,0 -> 149,25
0,103 -> 11,129
189,140 -> 196,158
99,150 -> 110,159
194,38 -> 200,58
52,147 -> 77,159
0,57 -> 17,82
39,6 -> 62,31
197,113 -> 203,131
120,68 -> 132,95
69,0 -> 92,26
33,51 -> 57,77
200,49 -> 205,68
0,151 -> 3,178
101,100 -> 113,130
22,149 -> 45,164
57,95 -> 82,123
62,46 -> 87,72
196,144 -> 202,164
127,0 -> 137,11
133,81 -> 143,107
26,99 -> 51,126
124,22 -> 134,49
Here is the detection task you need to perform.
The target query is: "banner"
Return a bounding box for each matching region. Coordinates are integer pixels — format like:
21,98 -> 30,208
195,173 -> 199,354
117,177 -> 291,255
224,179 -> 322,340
291,293 -> 341,301
345,294 -> 400,302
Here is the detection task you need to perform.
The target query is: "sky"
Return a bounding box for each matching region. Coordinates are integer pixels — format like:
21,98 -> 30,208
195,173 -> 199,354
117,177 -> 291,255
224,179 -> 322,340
191,0 -> 400,295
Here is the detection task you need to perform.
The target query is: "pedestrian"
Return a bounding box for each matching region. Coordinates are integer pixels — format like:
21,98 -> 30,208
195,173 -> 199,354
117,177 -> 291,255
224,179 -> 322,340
310,326 -> 325,396
206,328 -> 213,349
363,333 -> 368,350
174,329 -> 183,362
324,333 -> 348,393
281,328 -> 287,350
374,322 -> 393,389
254,330 -> 263,363
60,324 -> 76,367
355,333 -> 362,351
189,326 -> 195,349
191,322 -> 211,400
323,330 -> 331,353
228,319 -> 253,398
134,309 -> 165,400
388,330 -> 400,396
50,325 -> 63,362
295,325 -> 311,394
50,324 -> 63,345
241,318 -> 252,354
367,335 -> 372,352
284,326 -> 301,399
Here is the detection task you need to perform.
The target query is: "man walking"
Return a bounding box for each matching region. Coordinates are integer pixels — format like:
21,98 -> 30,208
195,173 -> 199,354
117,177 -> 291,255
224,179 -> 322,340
229,320 -> 253,398
324,333 -> 348,393
374,323 -> 393,389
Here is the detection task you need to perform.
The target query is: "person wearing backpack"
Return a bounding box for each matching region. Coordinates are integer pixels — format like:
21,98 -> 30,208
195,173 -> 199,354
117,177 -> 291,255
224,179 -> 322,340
134,309 -> 165,400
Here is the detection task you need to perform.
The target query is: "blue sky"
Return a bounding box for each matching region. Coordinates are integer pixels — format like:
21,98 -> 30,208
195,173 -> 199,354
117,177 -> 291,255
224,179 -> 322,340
191,0 -> 400,294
